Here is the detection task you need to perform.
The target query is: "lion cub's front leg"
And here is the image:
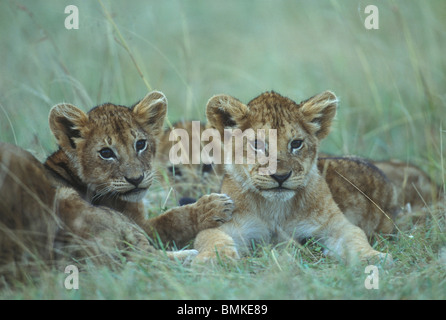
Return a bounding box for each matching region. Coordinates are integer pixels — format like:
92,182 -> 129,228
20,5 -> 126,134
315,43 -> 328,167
193,228 -> 240,264
55,187 -> 156,255
56,188 -> 201,263
314,207 -> 393,265
144,193 -> 234,249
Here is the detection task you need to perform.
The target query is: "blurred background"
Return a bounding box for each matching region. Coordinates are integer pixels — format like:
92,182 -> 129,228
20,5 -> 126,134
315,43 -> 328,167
0,0 -> 445,182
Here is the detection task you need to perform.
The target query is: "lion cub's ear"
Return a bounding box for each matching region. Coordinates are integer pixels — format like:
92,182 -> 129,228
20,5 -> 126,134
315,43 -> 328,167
299,90 -> 338,140
49,103 -> 88,150
206,94 -> 249,135
132,90 -> 167,137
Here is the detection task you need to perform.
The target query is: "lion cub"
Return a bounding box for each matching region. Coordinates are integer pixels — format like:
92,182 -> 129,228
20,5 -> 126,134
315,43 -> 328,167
155,120 -> 223,202
44,91 -> 234,249
0,91 -> 233,276
194,91 -> 394,264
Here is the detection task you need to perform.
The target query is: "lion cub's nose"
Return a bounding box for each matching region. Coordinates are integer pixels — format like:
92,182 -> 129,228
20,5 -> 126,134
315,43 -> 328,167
270,171 -> 292,185
125,175 -> 144,187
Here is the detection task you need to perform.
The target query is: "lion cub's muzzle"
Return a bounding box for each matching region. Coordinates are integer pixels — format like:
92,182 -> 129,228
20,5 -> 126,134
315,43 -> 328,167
270,171 -> 292,187
125,175 -> 144,187
260,170 -> 297,201
258,170 -> 296,195
116,172 -> 153,201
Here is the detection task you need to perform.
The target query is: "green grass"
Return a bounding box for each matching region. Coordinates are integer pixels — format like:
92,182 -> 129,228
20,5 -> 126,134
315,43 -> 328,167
1,217 -> 445,299
0,0 -> 445,299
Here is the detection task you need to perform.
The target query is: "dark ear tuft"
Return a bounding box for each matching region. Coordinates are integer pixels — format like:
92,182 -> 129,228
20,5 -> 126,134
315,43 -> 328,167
215,108 -> 237,128
49,103 -> 88,150
206,94 -> 249,135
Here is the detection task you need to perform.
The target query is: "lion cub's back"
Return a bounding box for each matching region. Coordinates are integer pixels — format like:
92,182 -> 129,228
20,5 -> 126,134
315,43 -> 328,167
318,156 -> 400,236
373,160 -> 440,209
0,142 -> 58,277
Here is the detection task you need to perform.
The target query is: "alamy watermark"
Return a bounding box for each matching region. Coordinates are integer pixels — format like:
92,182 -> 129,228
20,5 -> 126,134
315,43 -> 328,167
363,5 -> 379,30
65,4 -> 379,31
64,5 -> 79,30
168,121 -> 278,175
364,265 -> 379,289
64,265 -> 79,290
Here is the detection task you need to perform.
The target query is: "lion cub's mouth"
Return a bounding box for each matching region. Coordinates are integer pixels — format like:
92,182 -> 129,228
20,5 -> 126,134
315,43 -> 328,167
262,187 -> 294,192
118,187 -> 149,201
121,187 -> 148,195
260,187 -> 296,201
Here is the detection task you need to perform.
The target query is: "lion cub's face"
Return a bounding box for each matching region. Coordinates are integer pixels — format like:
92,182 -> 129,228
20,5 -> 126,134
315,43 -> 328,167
156,120 -> 224,198
49,91 -> 167,202
207,91 -> 337,201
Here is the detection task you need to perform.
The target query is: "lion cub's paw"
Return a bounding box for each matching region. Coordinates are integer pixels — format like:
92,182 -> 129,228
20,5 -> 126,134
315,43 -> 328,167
167,249 -> 199,265
194,193 -> 234,229
363,251 -> 394,267
193,247 -> 240,266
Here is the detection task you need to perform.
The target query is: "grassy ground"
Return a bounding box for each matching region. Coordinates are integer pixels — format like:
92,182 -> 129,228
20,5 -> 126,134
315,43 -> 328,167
0,213 -> 445,300
0,0 -> 445,299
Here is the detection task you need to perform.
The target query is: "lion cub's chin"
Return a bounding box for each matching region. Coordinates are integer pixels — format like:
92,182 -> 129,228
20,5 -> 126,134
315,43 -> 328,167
119,188 -> 149,202
260,189 -> 296,202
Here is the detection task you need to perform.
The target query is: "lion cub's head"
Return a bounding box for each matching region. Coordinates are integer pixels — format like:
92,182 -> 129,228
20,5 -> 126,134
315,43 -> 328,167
48,91 -> 167,202
206,90 -> 338,201
156,120 -> 224,200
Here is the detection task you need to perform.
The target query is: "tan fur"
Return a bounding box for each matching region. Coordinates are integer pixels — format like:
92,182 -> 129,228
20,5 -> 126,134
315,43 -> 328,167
317,156 -> 399,236
372,160 -> 442,210
0,91 -> 233,278
194,91 -> 393,265
0,143 -> 58,279
156,122 -> 402,232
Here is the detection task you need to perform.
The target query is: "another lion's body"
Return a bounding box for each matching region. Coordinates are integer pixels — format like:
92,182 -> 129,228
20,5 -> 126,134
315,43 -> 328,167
194,91 -> 395,264
317,156 -> 399,236
372,160 -> 441,210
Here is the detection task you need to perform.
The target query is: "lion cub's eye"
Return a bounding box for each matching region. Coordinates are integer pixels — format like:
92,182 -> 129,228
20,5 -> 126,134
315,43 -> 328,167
167,165 -> 182,177
135,139 -> 147,152
250,139 -> 265,152
99,148 -> 116,160
290,139 -> 304,151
